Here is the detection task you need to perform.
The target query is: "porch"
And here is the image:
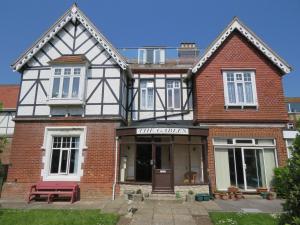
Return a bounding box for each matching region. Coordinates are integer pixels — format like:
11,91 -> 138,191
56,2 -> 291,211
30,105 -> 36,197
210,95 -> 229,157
116,127 -> 209,195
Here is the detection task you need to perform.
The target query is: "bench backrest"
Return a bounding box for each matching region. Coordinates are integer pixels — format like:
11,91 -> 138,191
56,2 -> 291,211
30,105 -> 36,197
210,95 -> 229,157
35,181 -> 78,190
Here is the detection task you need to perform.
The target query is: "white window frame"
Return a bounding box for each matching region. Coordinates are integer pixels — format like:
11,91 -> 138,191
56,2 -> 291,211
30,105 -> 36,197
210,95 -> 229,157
140,80 -> 154,110
41,127 -> 87,181
166,80 -> 181,110
222,71 -> 258,108
138,48 -> 165,64
48,65 -> 86,105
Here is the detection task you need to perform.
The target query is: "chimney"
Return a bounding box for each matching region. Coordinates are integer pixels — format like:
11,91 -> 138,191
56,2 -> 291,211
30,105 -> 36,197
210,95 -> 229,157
178,42 -> 199,59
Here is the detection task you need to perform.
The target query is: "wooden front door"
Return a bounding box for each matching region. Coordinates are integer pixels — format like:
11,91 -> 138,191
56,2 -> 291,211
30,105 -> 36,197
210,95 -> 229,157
152,144 -> 174,193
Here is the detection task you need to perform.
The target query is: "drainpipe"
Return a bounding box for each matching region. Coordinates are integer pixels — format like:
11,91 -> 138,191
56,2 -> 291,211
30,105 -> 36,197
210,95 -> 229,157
112,136 -> 119,200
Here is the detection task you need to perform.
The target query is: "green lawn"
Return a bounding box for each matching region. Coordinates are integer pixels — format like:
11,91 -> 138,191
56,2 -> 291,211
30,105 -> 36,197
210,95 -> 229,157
0,209 -> 119,225
209,212 -> 279,225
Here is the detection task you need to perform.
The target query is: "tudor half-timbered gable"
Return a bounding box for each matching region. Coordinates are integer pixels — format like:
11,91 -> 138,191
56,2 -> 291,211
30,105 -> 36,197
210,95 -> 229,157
13,5 -> 128,120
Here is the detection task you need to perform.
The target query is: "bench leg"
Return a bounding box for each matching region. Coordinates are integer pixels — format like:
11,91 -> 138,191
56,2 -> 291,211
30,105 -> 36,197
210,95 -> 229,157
47,194 -> 52,204
27,195 -> 32,204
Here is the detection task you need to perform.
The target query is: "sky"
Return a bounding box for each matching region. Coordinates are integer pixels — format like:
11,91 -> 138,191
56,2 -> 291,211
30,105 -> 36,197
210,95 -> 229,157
0,0 -> 299,96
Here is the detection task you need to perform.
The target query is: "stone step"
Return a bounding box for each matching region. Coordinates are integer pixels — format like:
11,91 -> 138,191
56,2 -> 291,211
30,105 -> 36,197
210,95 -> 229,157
145,193 -> 182,201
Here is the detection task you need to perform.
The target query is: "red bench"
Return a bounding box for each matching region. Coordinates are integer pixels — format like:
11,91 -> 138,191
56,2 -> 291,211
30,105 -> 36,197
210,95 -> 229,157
28,181 -> 79,204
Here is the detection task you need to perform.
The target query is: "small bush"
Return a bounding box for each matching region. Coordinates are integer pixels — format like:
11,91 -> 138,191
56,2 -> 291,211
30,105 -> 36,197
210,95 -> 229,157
272,167 -> 289,198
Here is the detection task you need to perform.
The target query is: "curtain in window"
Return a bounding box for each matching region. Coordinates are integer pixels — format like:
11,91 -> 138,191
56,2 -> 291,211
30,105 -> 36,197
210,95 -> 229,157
264,149 -> 276,188
245,82 -> 253,103
227,82 -> 236,103
237,83 -> 244,103
52,78 -> 60,98
174,89 -> 180,108
147,88 -> 154,108
215,149 -> 231,190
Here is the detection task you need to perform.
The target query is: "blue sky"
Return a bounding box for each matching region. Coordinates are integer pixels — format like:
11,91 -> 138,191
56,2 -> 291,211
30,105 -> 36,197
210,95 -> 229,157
0,0 -> 299,96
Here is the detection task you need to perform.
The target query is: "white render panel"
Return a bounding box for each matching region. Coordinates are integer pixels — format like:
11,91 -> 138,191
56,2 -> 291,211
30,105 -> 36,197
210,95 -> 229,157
105,68 -> 120,77
36,84 -> 48,104
27,58 -> 40,67
183,112 -> 193,120
64,22 -> 75,35
39,70 -> 50,79
140,111 -> 154,119
107,79 -> 120,97
92,51 -> 110,64
23,70 -> 39,79
156,79 -> 165,88
35,106 -> 50,115
104,57 -> 116,65
86,80 -> 102,103
43,43 -> 60,60
103,105 -> 119,115
140,74 -> 154,78
19,81 -> 35,103
18,106 -> 34,115
57,29 -> 73,48
75,30 -> 90,49
85,105 -> 101,115
88,68 -> 104,78
35,51 -> 50,66
75,37 -> 97,54
51,36 -> 72,55
103,83 -> 117,103
85,44 -> 102,61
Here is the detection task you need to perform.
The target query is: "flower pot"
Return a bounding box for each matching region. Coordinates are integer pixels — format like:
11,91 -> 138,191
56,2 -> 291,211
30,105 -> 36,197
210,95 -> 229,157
213,193 -> 221,199
267,192 -> 277,200
257,187 -> 268,194
186,194 -> 195,202
220,193 -> 228,200
235,192 -> 243,200
228,186 -> 239,193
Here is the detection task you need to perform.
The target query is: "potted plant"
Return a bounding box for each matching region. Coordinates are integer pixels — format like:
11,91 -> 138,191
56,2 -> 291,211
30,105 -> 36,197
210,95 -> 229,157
257,187 -> 268,194
220,192 -> 229,200
228,186 -> 239,193
132,189 -> 143,201
213,190 -> 221,199
186,190 -> 195,202
235,191 -> 243,200
267,191 -> 277,200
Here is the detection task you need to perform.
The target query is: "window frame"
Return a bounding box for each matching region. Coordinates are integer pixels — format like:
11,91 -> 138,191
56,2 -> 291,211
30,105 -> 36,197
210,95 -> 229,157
138,48 -> 165,64
140,79 -> 155,110
222,71 -> 258,108
41,127 -> 87,181
166,79 -> 181,110
48,65 -> 86,105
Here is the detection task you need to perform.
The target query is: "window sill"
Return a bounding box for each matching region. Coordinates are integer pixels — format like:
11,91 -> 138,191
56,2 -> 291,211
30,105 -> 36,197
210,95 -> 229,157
43,175 -> 81,182
47,99 -> 84,106
225,104 -> 258,110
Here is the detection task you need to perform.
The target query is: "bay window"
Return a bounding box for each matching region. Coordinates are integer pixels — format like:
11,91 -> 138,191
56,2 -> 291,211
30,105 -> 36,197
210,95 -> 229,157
167,80 -> 181,109
223,71 -> 257,107
49,66 -> 86,105
140,80 -> 154,109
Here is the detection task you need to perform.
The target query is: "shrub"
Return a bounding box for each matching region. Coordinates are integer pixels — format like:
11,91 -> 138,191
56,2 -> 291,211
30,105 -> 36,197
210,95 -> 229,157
272,167 -> 289,198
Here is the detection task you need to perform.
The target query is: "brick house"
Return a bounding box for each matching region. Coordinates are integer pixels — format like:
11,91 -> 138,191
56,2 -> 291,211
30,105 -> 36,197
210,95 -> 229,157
1,4 -> 292,200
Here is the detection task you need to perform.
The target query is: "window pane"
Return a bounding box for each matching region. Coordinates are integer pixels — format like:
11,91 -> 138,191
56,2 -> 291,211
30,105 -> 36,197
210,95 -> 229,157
62,77 -> 70,98
141,89 -> 146,109
60,150 -> 68,173
227,73 -> 234,82
71,137 -> 80,148
64,68 -> 71,75
54,68 -> 61,75
72,77 -> 80,98
237,83 -> 244,103
227,82 -> 236,103
167,89 -> 173,108
140,80 -> 147,88
147,88 -> 154,108
245,82 -> 254,103
146,49 -> 154,63
62,137 -> 71,148
50,150 -> 60,174
74,68 -> 81,75
69,149 -> 76,174
52,78 -> 60,98
52,137 -> 61,148
154,50 -> 160,64
174,89 -> 180,109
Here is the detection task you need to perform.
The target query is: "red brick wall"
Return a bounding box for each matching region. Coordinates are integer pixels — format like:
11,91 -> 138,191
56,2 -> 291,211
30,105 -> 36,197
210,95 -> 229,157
1,120 -> 120,200
207,127 -> 287,191
194,31 -> 289,123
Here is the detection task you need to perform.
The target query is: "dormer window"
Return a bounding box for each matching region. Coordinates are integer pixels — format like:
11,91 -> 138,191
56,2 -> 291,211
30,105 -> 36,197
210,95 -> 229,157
51,67 -> 81,99
48,55 -> 88,105
138,48 -> 165,64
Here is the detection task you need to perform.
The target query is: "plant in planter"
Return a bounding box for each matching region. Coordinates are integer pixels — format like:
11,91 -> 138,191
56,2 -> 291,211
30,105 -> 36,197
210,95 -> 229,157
235,191 -> 243,200
228,186 -> 239,193
256,187 -> 268,194
213,191 -> 221,199
219,192 -> 229,200
267,191 -> 277,200
186,190 -> 195,202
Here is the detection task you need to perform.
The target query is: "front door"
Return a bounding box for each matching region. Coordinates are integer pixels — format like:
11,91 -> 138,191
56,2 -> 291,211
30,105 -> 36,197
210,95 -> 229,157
136,144 -> 152,182
152,144 -> 173,193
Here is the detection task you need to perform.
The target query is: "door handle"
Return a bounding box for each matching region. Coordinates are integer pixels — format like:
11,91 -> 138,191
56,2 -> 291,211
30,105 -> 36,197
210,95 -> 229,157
150,160 -> 154,165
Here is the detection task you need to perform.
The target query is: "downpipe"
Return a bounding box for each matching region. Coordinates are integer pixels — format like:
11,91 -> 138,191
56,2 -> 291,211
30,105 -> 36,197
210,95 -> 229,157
112,137 -> 119,200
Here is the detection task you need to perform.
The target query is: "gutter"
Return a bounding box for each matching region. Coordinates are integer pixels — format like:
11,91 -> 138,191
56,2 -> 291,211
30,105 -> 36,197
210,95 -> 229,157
112,137 -> 119,200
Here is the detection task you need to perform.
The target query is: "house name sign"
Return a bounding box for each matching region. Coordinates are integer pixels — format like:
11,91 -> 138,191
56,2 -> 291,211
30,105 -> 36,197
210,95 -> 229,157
136,128 -> 189,135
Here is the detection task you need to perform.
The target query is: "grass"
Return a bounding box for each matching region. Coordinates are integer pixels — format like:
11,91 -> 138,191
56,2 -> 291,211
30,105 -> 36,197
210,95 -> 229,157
0,209 -> 119,225
209,212 -> 279,225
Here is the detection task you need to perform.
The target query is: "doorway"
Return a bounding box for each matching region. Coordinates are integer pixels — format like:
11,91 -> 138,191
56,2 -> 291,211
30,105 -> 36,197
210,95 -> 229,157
135,144 -> 152,182
152,144 -> 173,192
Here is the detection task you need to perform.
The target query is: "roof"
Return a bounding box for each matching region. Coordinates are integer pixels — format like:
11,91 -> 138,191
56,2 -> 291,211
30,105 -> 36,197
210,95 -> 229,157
191,17 -> 292,75
0,85 -> 19,109
285,97 -> 300,103
49,55 -> 89,65
12,4 -> 128,71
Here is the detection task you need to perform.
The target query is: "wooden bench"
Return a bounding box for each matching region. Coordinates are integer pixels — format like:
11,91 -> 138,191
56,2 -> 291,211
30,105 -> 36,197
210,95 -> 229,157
28,181 -> 79,204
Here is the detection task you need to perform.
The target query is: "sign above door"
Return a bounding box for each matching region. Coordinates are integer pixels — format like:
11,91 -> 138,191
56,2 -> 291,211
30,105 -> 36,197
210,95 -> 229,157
136,128 -> 189,135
